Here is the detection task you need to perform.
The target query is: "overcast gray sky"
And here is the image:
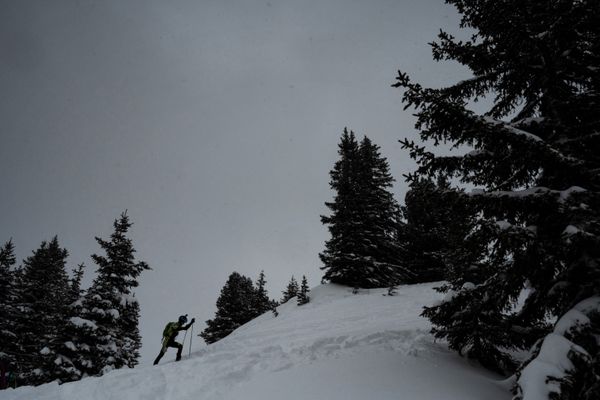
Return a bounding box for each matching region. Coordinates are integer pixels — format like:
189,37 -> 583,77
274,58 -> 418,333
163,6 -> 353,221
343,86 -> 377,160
0,0 -> 470,363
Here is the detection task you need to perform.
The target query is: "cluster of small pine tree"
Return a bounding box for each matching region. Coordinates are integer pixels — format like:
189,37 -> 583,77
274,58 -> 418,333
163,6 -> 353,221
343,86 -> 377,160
200,270 -> 278,344
281,275 -> 310,305
201,273 -> 311,344
280,275 -> 299,303
0,212 -> 149,388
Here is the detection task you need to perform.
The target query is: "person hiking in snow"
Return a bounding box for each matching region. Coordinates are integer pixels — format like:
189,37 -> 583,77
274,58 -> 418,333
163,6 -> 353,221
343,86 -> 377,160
154,314 -> 195,365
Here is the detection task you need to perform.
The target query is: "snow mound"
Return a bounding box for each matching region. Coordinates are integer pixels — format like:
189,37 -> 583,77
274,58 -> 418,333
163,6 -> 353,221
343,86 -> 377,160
4,283 -> 510,400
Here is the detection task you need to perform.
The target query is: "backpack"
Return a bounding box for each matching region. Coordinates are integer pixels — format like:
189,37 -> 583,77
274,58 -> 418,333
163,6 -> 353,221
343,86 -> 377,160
162,322 -> 179,339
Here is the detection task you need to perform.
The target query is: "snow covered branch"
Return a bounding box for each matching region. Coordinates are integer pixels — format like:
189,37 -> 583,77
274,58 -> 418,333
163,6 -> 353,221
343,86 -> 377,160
513,297 -> 600,400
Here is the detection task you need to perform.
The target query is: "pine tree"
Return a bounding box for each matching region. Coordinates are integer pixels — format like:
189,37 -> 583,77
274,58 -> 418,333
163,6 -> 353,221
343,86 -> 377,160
297,275 -> 310,305
17,237 -> 71,385
80,212 -> 149,376
320,129 -> 410,288
320,129 -> 360,286
53,263 -> 86,383
68,264 -> 85,305
394,0 -> 600,391
281,276 -> 299,303
399,177 -> 473,283
200,272 -> 258,344
119,295 -> 142,369
0,240 -> 18,371
253,270 -> 276,315
356,136 -> 410,286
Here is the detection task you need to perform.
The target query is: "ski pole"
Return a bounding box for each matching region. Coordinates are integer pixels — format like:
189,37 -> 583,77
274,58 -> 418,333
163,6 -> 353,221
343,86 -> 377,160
182,328 -> 188,354
188,321 -> 194,358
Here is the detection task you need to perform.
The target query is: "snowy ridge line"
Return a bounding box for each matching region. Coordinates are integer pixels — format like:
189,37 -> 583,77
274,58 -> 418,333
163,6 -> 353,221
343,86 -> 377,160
3,283 -> 509,400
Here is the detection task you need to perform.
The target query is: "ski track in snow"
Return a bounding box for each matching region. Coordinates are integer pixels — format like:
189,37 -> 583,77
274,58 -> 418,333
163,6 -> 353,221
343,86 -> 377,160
4,283 -> 510,400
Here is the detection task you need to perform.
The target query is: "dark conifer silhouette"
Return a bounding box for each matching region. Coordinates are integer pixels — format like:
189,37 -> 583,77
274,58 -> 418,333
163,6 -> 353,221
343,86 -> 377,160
281,276 -> 299,303
253,270 -> 277,315
320,129 -> 410,288
0,240 -> 18,372
297,276 -> 310,306
395,0 -> 600,395
399,178 -> 473,283
80,212 -> 149,376
16,237 -> 71,385
54,263 -> 86,383
200,272 -> 258,344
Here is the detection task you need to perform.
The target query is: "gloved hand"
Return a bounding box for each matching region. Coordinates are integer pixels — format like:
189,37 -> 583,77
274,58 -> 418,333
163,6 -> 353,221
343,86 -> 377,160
191,318 -> 195,324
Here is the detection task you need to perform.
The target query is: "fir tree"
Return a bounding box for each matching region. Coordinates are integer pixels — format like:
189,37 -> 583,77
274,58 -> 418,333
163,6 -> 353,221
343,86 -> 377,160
54,263 -> 86,383
80,212 -> 149,376
320,129 -> 410,288
355,136 -> 409,286
394,0 -> 600,391
68,263 -> 85,305
320,130 -> 361,287
253,270 -> 276,315
119,295 -> 143,370
297,275 -> 310,305
0,240 -> 18,370
200,272 -> 258,344
399,177 -> 473,283
281,275 -> 299,303
17,237 -> 71,385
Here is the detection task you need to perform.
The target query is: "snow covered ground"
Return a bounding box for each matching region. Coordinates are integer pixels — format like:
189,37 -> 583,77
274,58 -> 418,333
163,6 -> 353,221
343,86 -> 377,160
4,283 -> 510,400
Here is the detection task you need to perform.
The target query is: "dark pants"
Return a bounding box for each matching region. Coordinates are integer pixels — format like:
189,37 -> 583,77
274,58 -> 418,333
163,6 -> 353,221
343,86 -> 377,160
153,337 -> 183,365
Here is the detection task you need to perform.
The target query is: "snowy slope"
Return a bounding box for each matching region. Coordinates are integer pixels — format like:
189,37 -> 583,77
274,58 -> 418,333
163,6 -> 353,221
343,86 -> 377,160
4,283 -> 510,400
